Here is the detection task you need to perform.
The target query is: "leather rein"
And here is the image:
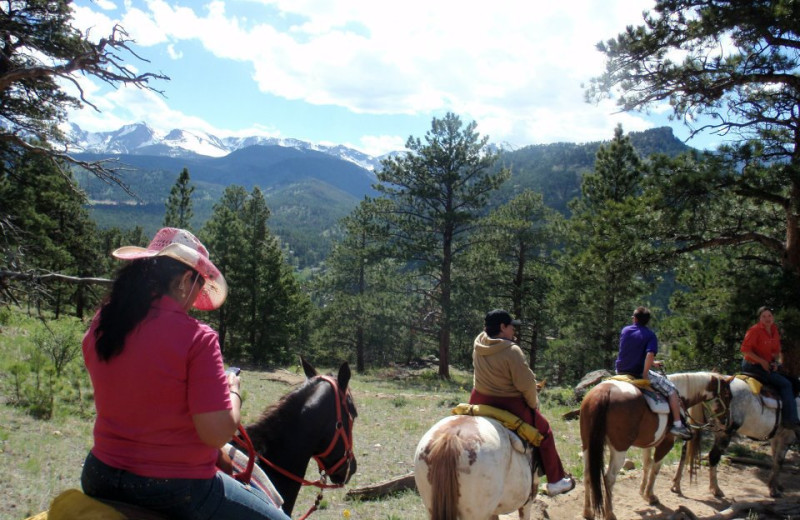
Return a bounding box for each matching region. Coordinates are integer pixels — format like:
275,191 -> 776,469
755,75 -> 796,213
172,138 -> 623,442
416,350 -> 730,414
232,374 -> 355,489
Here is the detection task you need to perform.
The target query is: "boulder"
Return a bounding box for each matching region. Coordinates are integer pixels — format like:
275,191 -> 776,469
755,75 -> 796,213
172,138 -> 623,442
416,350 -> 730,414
574,369 -> 612,400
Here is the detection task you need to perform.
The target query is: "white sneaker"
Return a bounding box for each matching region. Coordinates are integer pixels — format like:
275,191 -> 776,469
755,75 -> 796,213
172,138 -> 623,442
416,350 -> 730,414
546,476 -> 575,496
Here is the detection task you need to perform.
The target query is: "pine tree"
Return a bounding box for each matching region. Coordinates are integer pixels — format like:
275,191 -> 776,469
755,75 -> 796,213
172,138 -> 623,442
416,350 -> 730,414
375,113 -> 509,378
0,0 -> 168,183
588,0 -> 800,273
0,147 -> 102,315
458,190 -> 560,371
201,186 -> 249,356
558,126 -> 655,372
310,198 -> 411,372
163,168 -> 195,230
201,186 -> 310,364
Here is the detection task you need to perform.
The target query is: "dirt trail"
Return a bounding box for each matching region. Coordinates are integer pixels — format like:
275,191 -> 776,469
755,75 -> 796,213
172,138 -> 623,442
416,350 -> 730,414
502,451 -> 800,520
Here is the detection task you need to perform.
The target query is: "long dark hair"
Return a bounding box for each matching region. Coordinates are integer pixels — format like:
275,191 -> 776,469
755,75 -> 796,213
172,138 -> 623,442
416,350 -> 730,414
94,256 -> 200,362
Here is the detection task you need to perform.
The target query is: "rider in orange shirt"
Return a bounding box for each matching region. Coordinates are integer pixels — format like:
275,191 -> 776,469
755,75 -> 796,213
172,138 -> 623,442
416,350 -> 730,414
741,306 -> 800,431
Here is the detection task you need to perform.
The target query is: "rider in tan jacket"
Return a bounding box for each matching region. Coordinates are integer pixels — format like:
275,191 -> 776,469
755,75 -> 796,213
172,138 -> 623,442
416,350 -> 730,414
473,331 -> 539,410
469,309 -> 574,496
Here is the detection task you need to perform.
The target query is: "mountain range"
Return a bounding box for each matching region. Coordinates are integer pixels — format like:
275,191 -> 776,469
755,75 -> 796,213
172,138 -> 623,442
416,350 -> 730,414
67,122 -> 386,171
70,123 -> 693,270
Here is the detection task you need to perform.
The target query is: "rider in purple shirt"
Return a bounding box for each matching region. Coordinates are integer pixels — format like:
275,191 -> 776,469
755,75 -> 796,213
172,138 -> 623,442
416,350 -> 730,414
615,306 -> 692,440
616,321 -> 658,376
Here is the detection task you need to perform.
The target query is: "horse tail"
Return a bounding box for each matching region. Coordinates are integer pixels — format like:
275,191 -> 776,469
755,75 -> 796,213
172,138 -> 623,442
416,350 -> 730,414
427,431 -> 462,520
583,384 -> 610,519
686,403 -> 704,482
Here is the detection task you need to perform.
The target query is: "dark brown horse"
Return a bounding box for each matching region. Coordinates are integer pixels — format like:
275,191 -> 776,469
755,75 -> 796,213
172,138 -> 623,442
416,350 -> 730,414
243,357 -> 358,515
581,372 -> 732,520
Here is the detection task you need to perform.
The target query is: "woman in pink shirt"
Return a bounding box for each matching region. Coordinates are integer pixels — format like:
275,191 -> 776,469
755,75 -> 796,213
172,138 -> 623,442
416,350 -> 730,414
81,228 -> 289,520
741,306 -> 800,430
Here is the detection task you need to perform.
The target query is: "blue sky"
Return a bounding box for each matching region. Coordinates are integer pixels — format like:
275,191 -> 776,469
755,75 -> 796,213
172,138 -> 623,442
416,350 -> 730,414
67,0 -> 721,156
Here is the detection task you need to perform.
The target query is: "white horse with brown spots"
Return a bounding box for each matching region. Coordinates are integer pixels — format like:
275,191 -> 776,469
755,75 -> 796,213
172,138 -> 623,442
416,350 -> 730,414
414,414 -> 538,520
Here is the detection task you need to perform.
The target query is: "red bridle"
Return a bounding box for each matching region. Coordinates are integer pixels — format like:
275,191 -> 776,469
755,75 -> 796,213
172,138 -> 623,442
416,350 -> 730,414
233,375 -> 356,489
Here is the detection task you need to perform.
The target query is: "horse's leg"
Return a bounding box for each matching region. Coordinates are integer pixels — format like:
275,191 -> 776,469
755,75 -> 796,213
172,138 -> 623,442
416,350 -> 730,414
670,441 -> 688,495
518,502 -> 532,520
602,447 -> 626,520
641,439 -> 673,505
583,445 -> 594,520
639,447 -> 652,496
707,432 -> 731,498
768,430 -> 792,497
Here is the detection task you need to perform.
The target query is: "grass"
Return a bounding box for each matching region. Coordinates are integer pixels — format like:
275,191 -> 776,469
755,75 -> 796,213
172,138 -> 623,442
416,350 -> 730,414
0,313 -> 693,520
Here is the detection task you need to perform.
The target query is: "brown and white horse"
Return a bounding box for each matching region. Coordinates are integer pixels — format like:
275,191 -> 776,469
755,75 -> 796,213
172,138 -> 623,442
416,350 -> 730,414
671,374 -> 798,499
414,414 -> 539,520
581,372 -> 732,520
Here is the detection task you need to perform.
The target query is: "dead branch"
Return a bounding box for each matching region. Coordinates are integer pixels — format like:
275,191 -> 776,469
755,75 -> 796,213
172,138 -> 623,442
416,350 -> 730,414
344,472 -> 417,501
0,270 -> 112,286
562,408 -> 581,421
726,456 -> 773,469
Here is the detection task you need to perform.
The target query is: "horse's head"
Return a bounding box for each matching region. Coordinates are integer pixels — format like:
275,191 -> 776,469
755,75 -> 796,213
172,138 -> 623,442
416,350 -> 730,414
301,356 -> 358,485
668,372 -> 734,429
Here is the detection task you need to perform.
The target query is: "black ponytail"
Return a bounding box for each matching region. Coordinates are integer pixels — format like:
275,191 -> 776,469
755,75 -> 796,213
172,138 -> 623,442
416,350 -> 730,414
94,257 -> 192,362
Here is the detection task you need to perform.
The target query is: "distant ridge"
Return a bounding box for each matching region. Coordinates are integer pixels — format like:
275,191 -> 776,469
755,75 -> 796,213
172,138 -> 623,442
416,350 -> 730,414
66,121 -> 387,171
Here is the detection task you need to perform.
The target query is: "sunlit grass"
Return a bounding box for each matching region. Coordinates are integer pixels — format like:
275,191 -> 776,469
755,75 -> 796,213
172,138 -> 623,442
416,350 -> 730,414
0,316 -> 730,519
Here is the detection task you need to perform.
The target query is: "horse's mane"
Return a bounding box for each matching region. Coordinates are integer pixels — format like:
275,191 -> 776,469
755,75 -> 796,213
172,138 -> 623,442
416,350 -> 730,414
668,371 -> 719,401
246,377 -> 321,444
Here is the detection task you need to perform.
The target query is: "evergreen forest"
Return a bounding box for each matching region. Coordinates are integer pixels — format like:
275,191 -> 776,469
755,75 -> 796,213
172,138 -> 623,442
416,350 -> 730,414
3,0 -> 800,396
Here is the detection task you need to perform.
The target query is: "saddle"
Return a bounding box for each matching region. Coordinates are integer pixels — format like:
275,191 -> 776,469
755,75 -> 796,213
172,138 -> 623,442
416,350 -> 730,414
451,403 -> 544,447
28,444 -> 282,520
24,488 -> 160,520
606,374 -> 670,415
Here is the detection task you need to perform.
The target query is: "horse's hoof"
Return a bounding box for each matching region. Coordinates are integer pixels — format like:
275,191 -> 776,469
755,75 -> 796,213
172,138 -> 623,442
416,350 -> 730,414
712,488 -> 725,498
670,485 -> 681,495
647,496 -> 660,506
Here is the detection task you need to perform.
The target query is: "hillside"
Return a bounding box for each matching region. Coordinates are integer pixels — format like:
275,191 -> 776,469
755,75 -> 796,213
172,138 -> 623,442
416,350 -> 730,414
74,126 -> 694,269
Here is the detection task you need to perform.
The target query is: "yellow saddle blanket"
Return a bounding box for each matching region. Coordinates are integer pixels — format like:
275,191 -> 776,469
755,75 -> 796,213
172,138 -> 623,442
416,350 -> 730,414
607,373 -> 654,390
735,374 -> 763,394
451,403 -> 544,446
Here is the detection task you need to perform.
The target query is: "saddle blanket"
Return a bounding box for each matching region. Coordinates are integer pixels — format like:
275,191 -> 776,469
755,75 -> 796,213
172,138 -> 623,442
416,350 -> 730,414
451,403 -> 544,446
606,375 -> 670,414
735,374 -> 779,409
222,442 -> 284,508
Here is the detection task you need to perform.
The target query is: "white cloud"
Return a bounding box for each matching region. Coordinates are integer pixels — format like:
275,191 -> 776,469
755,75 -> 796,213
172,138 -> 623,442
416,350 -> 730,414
68,0 -> 667,154
94,0 -> 117,10
352,134 -> 409,157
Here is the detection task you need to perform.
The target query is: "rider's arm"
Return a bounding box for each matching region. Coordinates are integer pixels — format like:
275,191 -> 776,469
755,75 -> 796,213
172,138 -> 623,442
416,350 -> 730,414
192,371 -> 241,448
193,409 -> 239,448
642,351 -> 656,380
509,346 -> 539,410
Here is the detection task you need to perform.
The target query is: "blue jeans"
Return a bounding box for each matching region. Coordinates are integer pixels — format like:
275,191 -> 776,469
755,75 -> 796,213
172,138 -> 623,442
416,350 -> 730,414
742,361 -> 799,425
81,452 -> 290,520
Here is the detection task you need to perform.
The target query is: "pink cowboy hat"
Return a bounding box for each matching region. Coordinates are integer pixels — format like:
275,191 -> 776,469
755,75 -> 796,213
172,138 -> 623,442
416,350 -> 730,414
112,227 -> 228,310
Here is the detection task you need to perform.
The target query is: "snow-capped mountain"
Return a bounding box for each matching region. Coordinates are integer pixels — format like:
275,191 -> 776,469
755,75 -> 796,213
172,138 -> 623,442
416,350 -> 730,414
65,122 -> 386,171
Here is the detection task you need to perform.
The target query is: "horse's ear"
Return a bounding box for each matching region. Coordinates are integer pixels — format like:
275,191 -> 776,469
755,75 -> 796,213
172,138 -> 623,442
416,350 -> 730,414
300,356 -> 318,379
338,362 -> 351,390
725,375 -> 735,384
